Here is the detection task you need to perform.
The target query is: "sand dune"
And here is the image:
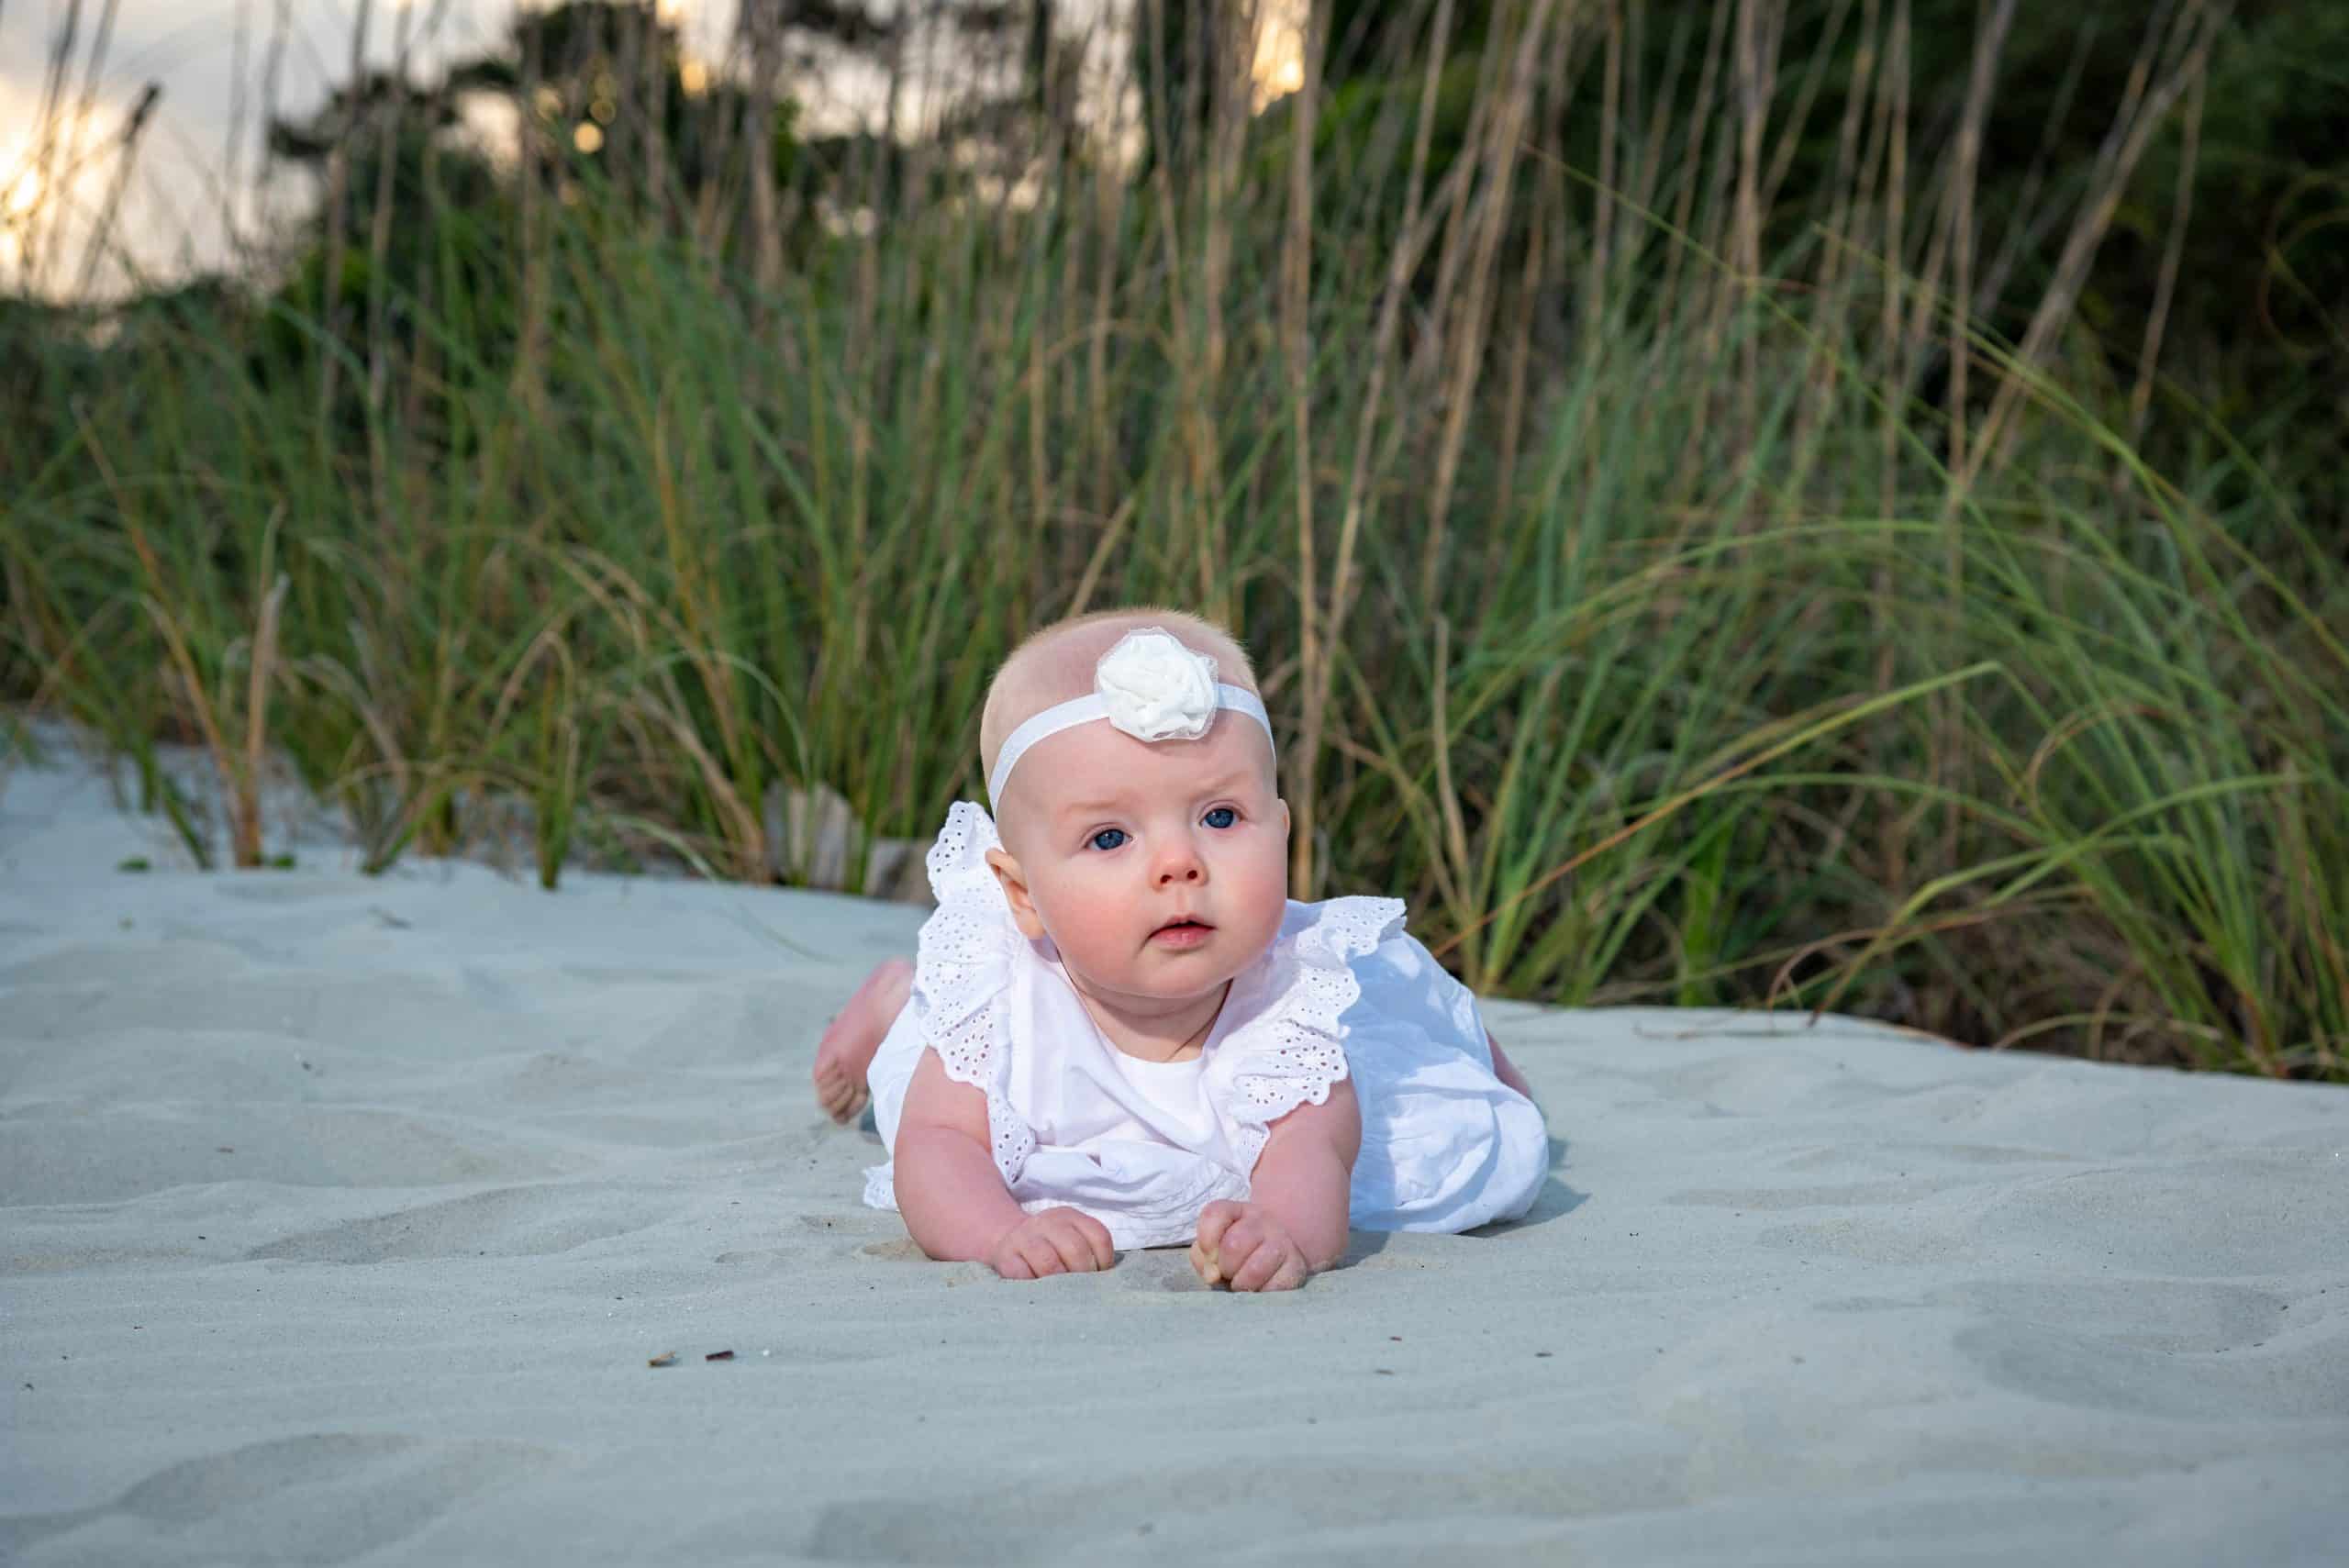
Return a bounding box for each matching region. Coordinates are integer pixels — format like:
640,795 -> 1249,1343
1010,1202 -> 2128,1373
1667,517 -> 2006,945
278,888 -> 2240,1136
4,742 -> 2344,1564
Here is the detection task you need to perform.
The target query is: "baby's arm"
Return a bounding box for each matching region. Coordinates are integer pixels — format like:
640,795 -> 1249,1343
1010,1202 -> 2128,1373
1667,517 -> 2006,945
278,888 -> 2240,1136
1250,1076 -> 1361,1267
1193,1077 -> 1361,1291
894,1050 -> 1113,1277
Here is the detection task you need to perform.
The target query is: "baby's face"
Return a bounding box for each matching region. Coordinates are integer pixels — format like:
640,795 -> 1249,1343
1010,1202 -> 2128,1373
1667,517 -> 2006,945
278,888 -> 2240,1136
994,710 -> 1288,1005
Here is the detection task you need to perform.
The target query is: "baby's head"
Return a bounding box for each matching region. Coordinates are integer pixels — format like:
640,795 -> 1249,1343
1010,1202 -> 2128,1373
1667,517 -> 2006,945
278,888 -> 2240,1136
979,608 -> 1289,1007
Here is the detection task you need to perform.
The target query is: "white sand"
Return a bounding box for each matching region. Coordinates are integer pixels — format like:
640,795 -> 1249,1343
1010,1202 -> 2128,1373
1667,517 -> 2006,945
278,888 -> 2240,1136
4,740 -> 2345,1566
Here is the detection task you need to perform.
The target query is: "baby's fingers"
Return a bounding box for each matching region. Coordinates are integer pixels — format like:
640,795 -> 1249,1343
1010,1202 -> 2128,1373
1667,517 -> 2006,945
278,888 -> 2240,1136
1228,1240 -> 1307,1293
1041,1221 -> 1105,1275
1218,1232 -> 1275,1292
1194,1200 -> 1244,1258
1067,1213 -> 1117,1271
1018,1235 -> 1071,1277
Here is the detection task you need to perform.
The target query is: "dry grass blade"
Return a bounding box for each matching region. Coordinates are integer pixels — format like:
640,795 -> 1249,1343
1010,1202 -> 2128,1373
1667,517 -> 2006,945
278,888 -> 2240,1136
1419,0 -> 1562,606
1282,0 -> 1326,895
1963,0 -> 2228,485
240,571 -> 290,867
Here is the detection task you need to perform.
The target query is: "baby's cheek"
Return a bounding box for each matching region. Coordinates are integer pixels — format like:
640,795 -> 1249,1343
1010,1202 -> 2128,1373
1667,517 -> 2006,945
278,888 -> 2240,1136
1040,865 -> 1109,919
1252,840 -> 1291,906
1235,866 -> 1289,948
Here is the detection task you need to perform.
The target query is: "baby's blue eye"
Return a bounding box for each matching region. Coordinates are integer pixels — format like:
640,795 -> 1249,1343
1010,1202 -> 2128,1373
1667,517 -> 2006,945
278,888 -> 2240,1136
1202,806 -> 1238,829
1087,828 -> 1128,851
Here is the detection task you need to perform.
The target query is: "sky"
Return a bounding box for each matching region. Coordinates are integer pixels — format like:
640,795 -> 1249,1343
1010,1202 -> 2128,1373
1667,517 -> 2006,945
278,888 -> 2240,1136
0,0 -> 1302,302
1,2 -> 689,296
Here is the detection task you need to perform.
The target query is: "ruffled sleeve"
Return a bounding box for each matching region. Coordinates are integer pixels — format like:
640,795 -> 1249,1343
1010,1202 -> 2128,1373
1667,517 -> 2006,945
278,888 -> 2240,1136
904,801 -> 1036,1184
1215,895 -> 1407,1175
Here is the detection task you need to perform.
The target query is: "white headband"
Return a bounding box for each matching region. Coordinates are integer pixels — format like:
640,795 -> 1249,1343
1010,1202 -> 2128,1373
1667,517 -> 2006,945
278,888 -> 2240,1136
987,627 -> 1275,807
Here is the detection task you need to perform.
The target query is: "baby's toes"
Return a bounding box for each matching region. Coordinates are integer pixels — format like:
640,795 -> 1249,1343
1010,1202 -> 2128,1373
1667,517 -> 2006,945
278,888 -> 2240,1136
825,1085 -> 869,1126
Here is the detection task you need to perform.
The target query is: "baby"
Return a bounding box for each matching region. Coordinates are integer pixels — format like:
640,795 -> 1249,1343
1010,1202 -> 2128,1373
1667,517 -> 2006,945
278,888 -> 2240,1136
812,608 -> 1546,1291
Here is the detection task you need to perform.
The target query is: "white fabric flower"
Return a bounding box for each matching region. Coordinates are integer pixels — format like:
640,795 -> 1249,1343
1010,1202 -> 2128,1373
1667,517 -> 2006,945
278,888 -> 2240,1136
1094,628 -> 1220,742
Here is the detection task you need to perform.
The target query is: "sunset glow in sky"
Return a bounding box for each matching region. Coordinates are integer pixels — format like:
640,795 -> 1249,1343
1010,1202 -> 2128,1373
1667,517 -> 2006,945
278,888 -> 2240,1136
0,1 -> 1308,301
0,2 -> 738,298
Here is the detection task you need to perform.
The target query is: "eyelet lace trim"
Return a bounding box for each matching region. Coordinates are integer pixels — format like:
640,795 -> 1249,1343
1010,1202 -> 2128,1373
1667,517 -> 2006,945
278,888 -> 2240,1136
891,801 -> 1035,1187
1220,895 -> 1406,1176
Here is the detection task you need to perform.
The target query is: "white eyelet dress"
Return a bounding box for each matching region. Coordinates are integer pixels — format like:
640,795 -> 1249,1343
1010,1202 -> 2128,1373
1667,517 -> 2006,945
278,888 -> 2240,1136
860,802 -> 1549,1249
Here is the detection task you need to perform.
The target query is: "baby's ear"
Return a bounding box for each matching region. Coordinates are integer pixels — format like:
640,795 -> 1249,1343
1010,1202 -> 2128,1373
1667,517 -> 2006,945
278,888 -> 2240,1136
984,847 -> 1048,940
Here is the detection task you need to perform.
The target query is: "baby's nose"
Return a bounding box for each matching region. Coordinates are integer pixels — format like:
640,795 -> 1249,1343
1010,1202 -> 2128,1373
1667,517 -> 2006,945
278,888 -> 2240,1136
1154,842 -> 1205,884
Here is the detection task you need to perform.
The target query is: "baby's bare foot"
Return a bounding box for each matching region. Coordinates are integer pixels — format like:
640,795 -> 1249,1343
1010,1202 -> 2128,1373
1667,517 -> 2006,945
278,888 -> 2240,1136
1488,1032 -> 1535,1100
814,958 -> 914,1125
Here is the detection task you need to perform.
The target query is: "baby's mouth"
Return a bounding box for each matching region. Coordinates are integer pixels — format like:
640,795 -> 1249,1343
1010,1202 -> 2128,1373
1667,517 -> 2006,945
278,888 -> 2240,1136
1149,917 -> 1215,944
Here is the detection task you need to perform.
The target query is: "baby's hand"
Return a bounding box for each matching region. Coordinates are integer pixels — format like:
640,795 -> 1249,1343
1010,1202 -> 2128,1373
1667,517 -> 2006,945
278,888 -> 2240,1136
986,1207 -> 1116,1280
1189,1200 -> 1310,1292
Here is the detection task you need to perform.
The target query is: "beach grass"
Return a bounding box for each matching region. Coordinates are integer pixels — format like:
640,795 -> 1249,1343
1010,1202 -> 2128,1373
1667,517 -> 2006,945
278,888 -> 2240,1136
2,0 -> 2340,1077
